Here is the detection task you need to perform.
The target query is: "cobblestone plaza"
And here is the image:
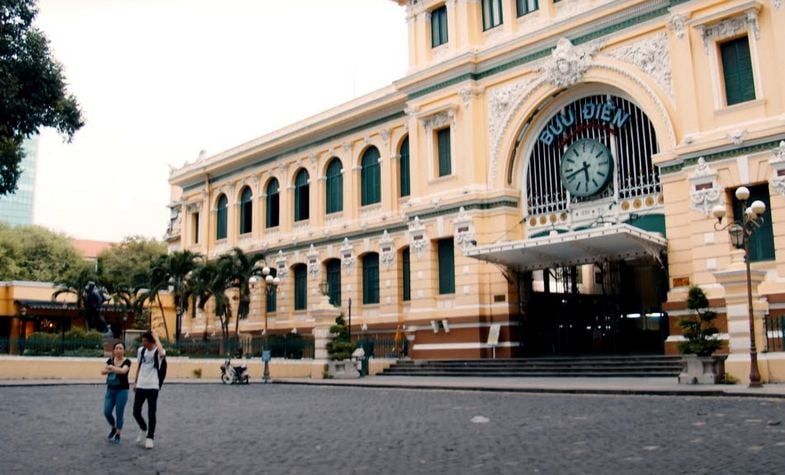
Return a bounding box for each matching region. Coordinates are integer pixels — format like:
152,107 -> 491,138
2,384 -> 785,474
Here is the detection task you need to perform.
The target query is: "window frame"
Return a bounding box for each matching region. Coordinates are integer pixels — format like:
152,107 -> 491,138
719,35 -> 756,107
399,137 -> 410,197
265,179 -> 280,229
482,0 -> 503,31
431,5 -> 448,48
516,0 -> 539,17
362,253 -> 380,305
437,238 -> 455,295
294,169 -> 310,222
360,147 -> 381,206
325,158 -> 343,214
265,267 -> 277,312
401,247 -> 411,302
326,259 -> 341,307
436,127 -> 452,177
216,194 -> 228,241
239,186 -> 253,235
293,264 -> 308,311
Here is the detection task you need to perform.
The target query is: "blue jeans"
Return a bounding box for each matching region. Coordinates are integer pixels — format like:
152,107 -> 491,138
104,388 -> 128,430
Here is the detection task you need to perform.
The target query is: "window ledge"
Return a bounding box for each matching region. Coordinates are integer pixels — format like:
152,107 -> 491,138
715,98 -> 766,116
429,174 -> 457,185
326,210 -> 344,218
361,203 -> 382,213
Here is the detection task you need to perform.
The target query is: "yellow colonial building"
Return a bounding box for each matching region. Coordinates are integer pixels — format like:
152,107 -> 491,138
167,0 -> 785,381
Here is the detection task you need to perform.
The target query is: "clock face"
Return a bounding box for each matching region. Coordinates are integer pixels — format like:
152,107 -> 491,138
560,138 -> 613,198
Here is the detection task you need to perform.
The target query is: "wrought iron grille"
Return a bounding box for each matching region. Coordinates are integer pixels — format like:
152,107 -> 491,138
526,95 -> 660,216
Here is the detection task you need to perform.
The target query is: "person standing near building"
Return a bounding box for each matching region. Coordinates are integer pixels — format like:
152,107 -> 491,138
101,342 -> 131,444
133,330 -> 165,449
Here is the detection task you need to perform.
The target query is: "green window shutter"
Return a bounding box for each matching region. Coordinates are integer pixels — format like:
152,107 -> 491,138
326,259 -> 341,307
294,265 -> 307,310
266,268 -> 277,312
402,247 -> 411,302
294,170 -> 310,221
361,147 -> 381,206
400,137 -> 410,197
516,0 -> 538,16
482,0 -> 503,30
265,179 -> 279,228
216,195 -> 228,240
326,159 -> 343,214
431,6 -> 448,47
363,253 -> 380,304
721,36 -> 755,106
240,187 -> 252,234
732,185 -> 775,262
438,238 -> 455,294
193,212 -> 199,244
437,127 -> 452,177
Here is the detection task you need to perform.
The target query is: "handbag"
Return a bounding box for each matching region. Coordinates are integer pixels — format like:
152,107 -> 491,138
106,372 -> 120,387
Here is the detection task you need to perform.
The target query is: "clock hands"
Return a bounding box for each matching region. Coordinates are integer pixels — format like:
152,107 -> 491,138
564,161 -> 590,179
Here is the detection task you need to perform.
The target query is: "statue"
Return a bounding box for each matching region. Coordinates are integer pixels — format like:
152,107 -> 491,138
83,281 -> 111,336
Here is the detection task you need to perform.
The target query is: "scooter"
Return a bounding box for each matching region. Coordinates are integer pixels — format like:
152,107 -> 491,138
220,357 -> 249,384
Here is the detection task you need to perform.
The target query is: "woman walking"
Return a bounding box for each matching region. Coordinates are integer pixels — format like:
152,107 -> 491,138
101,342 -> 131,444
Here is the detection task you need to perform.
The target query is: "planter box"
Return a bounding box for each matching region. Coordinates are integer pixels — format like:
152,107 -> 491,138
678,355 -> 727,384
326,359 -> 360,379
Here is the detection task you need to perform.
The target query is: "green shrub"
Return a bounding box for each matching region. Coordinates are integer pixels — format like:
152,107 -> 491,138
678,286 -> 722,357
327,315 -> 353,361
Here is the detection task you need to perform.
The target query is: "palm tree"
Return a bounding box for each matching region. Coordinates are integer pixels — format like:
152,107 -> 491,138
135,256 -> 172,341
220,248 -> 265,344
52,266 -> 99,330
166,250 -> 202,345
189,259 -> 233,352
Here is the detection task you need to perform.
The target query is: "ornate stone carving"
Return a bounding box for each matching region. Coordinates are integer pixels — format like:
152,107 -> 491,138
379,230 -> 395,269
379,128 -> 390,146
453,207 -> 476,254
275,250 -> 288,279
728,129 -> 746,145
539,38 -> 603,89
607,32 -> 673,99
459,87 -> 474,108
689,158 -> 723,215
422,110 -> 455,133
185,201 -> 202,213
307,244 -> 319,278
340,238 -> 355,274
698,11 -> 760,53
408,216 -> 427,258
670,14 -> 687,39
774,0 -> 783,10
769,141 -> 785,196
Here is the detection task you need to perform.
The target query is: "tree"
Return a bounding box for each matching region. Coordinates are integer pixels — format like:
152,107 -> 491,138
1,0 -> 84,195
52,265 -> 99,330
0,224 -> 83,281
164,249 -> 201,345
220,248 -> 264,344
189,259 -> 233,352
679,285 -> 722,357
134,256 -> 172,342
98,236 -> 166,289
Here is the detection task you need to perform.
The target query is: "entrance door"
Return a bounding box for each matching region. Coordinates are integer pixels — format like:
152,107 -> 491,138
520,258 -> 668,356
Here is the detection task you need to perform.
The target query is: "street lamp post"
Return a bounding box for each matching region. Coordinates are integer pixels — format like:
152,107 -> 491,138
711,186 -> 766,388
252,262 -> 280,384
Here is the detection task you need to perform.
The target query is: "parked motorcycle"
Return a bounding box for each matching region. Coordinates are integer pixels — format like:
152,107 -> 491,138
220,357 -> 249,384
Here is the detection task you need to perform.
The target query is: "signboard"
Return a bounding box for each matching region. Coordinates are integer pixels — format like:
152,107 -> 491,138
539,100 -> 630,146
262,350 -> 271,363
486,324 -> 501,346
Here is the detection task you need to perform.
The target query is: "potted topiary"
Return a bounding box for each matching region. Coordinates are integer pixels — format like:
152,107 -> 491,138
677,285 -> 726,384
325,315 -> 359,379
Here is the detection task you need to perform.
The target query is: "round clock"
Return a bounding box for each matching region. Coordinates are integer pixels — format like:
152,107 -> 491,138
560,138 -> 613,198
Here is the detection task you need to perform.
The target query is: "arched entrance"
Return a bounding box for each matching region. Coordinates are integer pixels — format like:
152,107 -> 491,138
473,90 -> 670,356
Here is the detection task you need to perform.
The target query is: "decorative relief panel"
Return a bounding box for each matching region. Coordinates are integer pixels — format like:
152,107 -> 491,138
307,244 -> 319,278
696,11 -> 760,53
379,230 -> 395,269
453,207 -> 476,254
340,238 -> 355,274
408,216 -> 427,258
539,38 -> 604,89
275,250 -> 288,279
689,157 -> 723,215
606,32 -> 673,100
769,141 -> 785,196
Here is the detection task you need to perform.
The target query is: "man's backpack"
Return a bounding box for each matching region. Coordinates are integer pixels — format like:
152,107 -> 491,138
139,347 -> 167,389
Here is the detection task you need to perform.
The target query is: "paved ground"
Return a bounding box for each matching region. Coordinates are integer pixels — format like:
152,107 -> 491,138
2,385 -> 785,474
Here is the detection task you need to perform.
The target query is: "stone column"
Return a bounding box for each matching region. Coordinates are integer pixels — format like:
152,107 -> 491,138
712,250 -> 769,382
309,293 -> 341,379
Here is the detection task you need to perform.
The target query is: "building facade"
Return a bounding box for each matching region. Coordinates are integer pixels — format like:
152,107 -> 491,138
168,0 -> 785,380
0,137 -> 37,226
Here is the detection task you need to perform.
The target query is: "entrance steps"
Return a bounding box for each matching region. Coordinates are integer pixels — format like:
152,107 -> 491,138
380,355 -> 682,378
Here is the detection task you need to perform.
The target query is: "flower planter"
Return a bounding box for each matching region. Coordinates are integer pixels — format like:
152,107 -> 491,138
326,359 -> 360,379
678,354 -> 727,384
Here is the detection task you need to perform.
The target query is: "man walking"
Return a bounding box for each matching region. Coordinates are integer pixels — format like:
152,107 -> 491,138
133,330 -> 165,449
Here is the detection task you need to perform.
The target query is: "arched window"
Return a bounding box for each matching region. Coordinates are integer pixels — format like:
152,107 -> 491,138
325,259 -> 341,307
360,147 -> 381,206
265,179 -> 279,228
294,169 -> 310,221
239,186 -> 253,234
216,194 -> 228,240
325,159 -> 343,214
362,253 -> 379,305
293,264 -> 307,310
399,137 -> 410,197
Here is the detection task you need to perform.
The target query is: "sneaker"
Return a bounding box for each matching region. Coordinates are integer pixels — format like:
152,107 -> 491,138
112,434 -> 121,444
135,430 -> 146,445
107,427 -> 117,440
144,438 -> 154,450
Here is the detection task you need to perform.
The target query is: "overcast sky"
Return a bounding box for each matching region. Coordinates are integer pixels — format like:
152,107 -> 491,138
32,0 -> 408,242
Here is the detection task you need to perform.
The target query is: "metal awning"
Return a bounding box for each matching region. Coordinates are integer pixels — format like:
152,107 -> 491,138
14,300 -> 126,314
465,224 -> 667,272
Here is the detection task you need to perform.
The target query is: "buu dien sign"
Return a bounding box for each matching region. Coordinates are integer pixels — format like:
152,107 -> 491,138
540,101 -> 630,146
